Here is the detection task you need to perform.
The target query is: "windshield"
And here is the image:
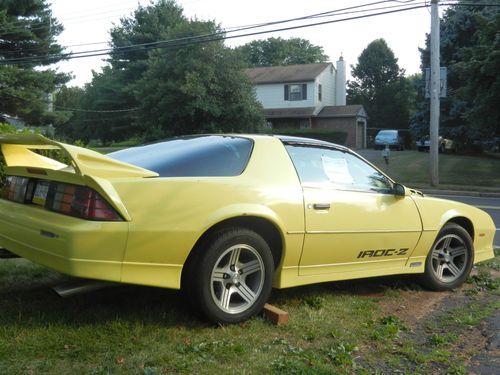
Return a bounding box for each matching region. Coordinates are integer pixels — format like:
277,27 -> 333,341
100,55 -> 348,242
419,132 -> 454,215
377,130 -> 397,137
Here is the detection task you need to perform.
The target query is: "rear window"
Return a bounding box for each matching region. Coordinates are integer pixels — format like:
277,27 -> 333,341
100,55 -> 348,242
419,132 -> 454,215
108,135 -> 253,177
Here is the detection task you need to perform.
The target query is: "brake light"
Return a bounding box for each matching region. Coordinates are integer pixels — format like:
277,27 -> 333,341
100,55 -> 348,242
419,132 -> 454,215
1,176 -> 123,222
1,176 -> 30,203
46,183 -> 123,221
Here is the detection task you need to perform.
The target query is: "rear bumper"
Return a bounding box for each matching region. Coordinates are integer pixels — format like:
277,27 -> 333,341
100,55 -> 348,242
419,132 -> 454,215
0,199 -> 128,282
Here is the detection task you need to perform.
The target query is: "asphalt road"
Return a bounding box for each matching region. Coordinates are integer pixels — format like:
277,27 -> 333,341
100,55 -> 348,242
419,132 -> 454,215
430,194 -> 500,247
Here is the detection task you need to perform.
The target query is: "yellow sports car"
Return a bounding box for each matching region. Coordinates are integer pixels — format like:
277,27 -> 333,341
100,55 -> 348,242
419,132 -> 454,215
0,134 -> 495,323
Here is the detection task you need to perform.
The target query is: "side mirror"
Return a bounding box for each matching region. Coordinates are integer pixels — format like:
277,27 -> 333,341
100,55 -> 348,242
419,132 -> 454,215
393,183 -> 406,197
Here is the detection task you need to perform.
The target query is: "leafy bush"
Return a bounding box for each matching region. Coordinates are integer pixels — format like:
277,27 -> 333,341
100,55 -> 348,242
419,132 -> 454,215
0,123 -> 17,134
267,128 -> 348,145
110,138 -> 142,147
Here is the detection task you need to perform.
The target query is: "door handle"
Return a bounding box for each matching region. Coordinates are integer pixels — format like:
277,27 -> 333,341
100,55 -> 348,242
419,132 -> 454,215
312,203 -> 330,210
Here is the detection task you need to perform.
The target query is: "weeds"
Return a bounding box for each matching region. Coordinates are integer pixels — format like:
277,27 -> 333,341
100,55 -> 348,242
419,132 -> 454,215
467,269 -> 499,292
325,342 -> 359,367
0,253 -> 498,374
366,315 -> 407,341
303,295 -> 325,310
428,333 -> 458,346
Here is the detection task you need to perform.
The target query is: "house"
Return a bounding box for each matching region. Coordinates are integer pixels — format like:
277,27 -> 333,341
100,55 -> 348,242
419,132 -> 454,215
245,58 -> 367,149
0,113 -> 26,130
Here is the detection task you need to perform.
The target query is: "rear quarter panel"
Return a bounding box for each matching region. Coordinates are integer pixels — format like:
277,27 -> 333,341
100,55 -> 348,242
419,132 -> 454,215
111,137 -> 305,289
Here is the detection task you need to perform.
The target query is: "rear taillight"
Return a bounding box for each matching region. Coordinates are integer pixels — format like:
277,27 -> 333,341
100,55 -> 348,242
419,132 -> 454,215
46,183 -> 123,221
1,175 -> 123,221
1,176 -> 30,203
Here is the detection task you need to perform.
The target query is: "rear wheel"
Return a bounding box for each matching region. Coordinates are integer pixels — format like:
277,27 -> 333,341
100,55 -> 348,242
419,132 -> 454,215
420,223 -> 473,291
189,228 -> 274,324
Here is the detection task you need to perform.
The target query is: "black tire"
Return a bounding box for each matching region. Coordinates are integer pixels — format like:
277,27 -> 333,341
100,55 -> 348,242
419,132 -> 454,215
189,228 -> 274,324
417,147 -> 424,152
420,223 -> 474,291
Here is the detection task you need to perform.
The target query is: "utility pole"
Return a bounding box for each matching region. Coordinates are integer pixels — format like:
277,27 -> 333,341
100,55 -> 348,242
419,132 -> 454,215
430,0 -> 440,185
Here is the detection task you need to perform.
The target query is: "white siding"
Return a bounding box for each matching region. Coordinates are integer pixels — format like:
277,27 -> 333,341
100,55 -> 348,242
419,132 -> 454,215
254,82 -> 315,109
316,65 -> 336,108
253,64 -> 339,113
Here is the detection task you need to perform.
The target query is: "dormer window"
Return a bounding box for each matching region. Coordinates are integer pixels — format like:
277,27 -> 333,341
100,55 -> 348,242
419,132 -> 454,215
284,84 -> 307,101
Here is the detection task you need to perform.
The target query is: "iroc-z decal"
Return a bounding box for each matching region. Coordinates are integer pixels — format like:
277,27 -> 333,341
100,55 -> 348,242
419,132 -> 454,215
357,248 -> 409,259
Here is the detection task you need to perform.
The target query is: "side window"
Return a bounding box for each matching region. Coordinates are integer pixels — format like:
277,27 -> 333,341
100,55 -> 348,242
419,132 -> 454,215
285,144 -> 392,193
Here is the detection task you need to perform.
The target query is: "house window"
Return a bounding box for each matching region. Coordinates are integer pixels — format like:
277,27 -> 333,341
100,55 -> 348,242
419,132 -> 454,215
284,84 -> 307,101
299,120 -> 311,129
318,84 -> 322,101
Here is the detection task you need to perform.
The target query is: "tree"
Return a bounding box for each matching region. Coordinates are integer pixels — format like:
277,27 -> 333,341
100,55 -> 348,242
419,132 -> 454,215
235,37 -> 328,67
347,39 -> 409,130
0,0 -> 69,125
57,68 -> 140,143
411,1 -> 499,146
133,19 -> 264,138
75,0 -> 264,142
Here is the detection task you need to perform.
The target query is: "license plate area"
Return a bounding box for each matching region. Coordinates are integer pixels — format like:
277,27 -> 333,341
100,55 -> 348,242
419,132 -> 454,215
32,181 -> 50,206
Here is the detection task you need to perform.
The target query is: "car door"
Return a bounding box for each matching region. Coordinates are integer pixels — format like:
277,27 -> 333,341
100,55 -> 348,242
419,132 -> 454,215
284,142 -> 422,277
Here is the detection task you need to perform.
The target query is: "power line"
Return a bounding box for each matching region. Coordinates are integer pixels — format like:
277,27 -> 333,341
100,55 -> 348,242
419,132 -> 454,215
0,90 -> 138,113
0,1 -> 410,38
1,1 -> 426,49
1,1 -> 430,66
3,0 -> 494,65
0,1 -> 138,33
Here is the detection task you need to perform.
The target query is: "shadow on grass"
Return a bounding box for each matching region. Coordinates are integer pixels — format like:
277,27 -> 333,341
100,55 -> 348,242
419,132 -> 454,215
0,259 -> 425,329
270,274 -> 423,304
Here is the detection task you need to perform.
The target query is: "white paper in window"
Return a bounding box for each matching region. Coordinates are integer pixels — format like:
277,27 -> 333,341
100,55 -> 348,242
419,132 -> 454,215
321,156 -> 354,184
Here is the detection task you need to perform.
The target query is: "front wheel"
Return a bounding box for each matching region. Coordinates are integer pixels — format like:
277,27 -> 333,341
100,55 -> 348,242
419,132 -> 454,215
190,228 -> 274,324
420,223 -> 473,291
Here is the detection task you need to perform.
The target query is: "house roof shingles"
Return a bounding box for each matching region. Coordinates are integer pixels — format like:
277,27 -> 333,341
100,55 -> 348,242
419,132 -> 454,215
317,105 -> 365,118
263,107 -> 316,118
245,63 -> 332,84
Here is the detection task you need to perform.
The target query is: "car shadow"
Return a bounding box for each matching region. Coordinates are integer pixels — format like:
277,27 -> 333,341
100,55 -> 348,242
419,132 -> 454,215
269,274 -> 424,305
0,266 -> 204,328
0,261 -> 425,329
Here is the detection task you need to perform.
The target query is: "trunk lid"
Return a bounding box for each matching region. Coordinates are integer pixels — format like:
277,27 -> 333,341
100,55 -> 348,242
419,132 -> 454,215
0,134 -> 158,221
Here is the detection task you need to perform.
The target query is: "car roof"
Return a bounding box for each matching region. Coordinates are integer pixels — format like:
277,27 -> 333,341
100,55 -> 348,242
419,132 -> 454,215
272,134 -> 347,150
135,133 -> 349,152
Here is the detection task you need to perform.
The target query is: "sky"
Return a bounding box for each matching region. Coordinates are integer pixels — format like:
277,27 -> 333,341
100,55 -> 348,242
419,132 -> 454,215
49,0 -> 437,86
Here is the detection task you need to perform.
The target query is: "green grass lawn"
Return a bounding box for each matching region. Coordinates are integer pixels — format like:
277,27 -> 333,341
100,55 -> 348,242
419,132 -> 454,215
0,251 -> 498,374
364,151 -> 500,191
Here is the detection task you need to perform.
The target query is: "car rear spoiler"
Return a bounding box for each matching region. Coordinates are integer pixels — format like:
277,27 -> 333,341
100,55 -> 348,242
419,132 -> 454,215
0,134 -> 158,178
